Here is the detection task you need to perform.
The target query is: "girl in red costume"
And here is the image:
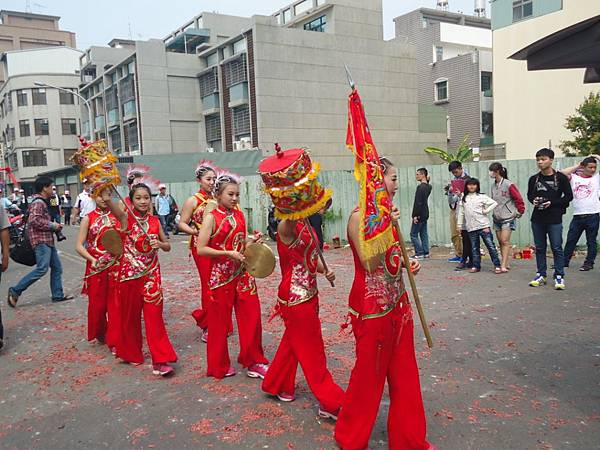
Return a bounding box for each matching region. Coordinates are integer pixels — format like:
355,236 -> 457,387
75,192 -> 120,352
102,184 -> 177,377
178,162 -> 217,341
261,218 -> 344,419
335,158 -> 436,450
196,172 -> 269,379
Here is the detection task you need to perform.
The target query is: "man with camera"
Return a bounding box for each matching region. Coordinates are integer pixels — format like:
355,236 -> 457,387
527,148 -> 573,290
7,176 -> 72,307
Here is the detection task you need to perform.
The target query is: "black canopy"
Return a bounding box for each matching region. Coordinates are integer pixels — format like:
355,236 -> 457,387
509,14 -> 600,83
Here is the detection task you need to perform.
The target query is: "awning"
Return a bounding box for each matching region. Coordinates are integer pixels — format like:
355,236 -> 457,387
509,14 -> 600,83
165,28 -> 210,53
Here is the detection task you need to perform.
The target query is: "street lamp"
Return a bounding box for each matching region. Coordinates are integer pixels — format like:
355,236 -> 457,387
34,81 -> 94,140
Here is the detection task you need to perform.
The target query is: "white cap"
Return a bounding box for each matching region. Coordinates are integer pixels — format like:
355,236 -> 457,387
64,190 -> 70,195
159,184 -> 166,189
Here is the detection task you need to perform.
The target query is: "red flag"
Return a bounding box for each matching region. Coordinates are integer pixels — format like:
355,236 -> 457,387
346,89 -> 395,259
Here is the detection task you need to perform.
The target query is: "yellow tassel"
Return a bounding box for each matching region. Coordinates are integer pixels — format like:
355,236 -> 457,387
273,189 -> 333,221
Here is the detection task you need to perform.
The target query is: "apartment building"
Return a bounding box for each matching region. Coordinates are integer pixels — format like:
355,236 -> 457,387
492,0 -> 600,159
0,10 -> 76,85
0,46 -> 82,191
394,7 -> 493,153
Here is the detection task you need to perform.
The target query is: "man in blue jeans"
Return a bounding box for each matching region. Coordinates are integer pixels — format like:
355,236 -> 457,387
527,148 -> 573,290
411,168 -> 432,259
561,155 -> 600,272
7,176 -> 73,307
155,184 -> 172,238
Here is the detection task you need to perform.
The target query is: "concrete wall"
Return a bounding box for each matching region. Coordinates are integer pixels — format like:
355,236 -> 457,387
251,15 -> 445,170
493,0 -> 600,159
3,47 -> 82,78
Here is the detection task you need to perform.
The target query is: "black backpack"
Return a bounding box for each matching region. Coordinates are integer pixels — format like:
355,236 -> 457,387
9,198 -> 46,267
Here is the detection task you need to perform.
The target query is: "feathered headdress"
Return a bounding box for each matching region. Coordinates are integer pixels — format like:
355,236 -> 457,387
214,168 -> 242,195
195,160 -> 219,179
126,164 -> 151,186
130,174 -> 161,194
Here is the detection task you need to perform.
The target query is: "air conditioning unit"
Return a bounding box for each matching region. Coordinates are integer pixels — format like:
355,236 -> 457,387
233,140 -> 242,151
206,147 -> 215,153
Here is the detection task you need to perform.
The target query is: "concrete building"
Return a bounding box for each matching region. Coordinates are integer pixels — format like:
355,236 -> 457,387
0,10 -> 76,85
80,0 -> 445,170
188,0 -> 446,169
492,0 -> 600,160
394,7 -> 493,152
0,46 -> 83,191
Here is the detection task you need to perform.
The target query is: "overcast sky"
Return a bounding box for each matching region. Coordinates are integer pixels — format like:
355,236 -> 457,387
3,0 -> 478,49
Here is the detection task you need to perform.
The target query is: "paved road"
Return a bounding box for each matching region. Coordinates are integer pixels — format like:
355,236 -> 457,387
0,225 -> 598,449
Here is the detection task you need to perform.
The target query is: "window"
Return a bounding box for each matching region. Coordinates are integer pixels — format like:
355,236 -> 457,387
295,0 -> 312,16
16,89 -> 27,106
304,15 -> 326,32
8,152 -> 18,170
233,39 -> 246,55
482,112 -> 493,137
128,61 -> 135,75
5,93 -> 12,112
59,89 -> 75,104
109,128 -> 121,152
232,107 -> 250,138
199,68 -> 219,97
126,122 -> 139,152
283,9 -> 291,23
22,149 -> 47,167
481,72 -> 492,93
206,52 -> 218,67
275,14 -> 281,24
7,127 -> 15,141
123,100 -> 136,117
435,46 -> 443,62
32,88 -> 47,105
63,148 -> 77,165
224,55 -> 247,88
435,79 -> 448,102
19,120 -> 30,137
34,118 -> 49,135
62,118 -> 77,135
205,114 -> 221,142
120,74 -> 135,101
513,0 -> 533,22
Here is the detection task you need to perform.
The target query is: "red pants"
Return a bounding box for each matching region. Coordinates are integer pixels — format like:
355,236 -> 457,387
207,276 -> 268,379
335,302 -> 429,450
85,270 -> 119,348
191,251 -> 212,329
262,297 -> 344,412
117,276 -> 177,365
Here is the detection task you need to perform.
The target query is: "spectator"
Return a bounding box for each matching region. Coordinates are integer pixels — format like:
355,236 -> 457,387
61,190 -> 73,226
49,186 -> 61,223
18,189 -> 28,214
489,162 -> 526,272
458,178 -> 501,273
155,184 -> 172,237
445,161 -> 469,263
7,176 -> 73,307
0,206 -> 10,350
454,200 -> 474,271
410,168 -> 432,259
72,182 -> 95,224
527,148 -> 573,290
561,155 -> 600,272
0,189 -> 12,211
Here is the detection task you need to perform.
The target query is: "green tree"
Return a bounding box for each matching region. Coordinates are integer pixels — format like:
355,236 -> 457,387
424,135 -> 475,163
560,92 -> 600,156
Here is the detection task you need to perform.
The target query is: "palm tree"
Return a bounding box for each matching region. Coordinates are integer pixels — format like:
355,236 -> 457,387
424,135 -> 475,163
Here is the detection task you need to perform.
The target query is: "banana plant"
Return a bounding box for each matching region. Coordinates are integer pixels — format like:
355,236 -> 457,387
424,135 -> 475,163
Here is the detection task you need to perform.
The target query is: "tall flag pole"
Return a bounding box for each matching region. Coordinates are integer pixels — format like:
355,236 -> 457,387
344,65 -> 433,348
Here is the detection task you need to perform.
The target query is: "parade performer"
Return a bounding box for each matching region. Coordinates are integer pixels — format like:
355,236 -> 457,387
75,192 -> 120,351
178,161 -> 218,340
196,171 -> 269,379
334,83 -> 435,450
103,183 -> 178,377
258,146 -> 344,419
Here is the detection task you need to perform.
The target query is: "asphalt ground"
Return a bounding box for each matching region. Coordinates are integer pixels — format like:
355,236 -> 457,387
0,225 -> 598,449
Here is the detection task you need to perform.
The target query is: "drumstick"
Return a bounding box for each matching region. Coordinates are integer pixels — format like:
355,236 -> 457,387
303,219 -> 335,287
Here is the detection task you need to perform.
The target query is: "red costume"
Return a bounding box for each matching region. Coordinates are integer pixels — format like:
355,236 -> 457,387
189,190 -> 214,329
206,205 -> 268,379
262,221 -> 344,411
82,208 -> 120,347
334,227 -> 430,450
116,211 -> 177,365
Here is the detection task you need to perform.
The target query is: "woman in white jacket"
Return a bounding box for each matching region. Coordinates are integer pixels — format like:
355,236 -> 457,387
457,178 -> 502,273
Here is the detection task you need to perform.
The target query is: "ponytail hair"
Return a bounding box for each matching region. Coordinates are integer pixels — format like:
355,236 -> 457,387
488,162 -> 508,179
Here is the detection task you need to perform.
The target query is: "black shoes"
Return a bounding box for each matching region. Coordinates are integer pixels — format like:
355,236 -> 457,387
51,295 -> 74,303
580,262 -> 594,271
